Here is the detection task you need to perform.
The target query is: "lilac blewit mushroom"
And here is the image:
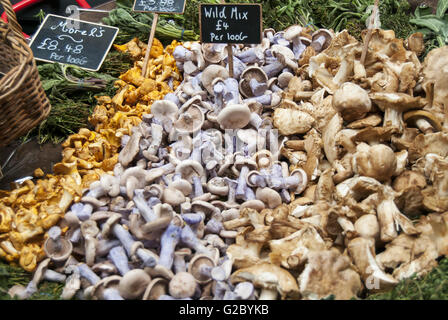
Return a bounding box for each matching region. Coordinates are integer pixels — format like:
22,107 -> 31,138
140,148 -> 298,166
108,246 -> 131,276
236,47 -> 264,64
180,224 -> 211,255
101,214 -> 157,268
158,222 -> 182,270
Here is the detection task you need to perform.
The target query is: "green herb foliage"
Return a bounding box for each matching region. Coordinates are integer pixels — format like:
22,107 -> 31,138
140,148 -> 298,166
0,261 -> 64,300
24,51 -> 132,145
410,0 -> 448,54
368,258 -> 448,300
103,0 -> 199,45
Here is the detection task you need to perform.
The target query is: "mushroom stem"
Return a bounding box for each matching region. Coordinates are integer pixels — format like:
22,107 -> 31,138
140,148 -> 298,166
247,171 -> 267,188
214,82 -> 225,112
48,226 -> 63,252
258,288 -> 278,300
180,225 -> 211,254
415,118 -> 435,133
69,228 -> 82,243
78,264 -> 101,285
224,178 -> 239,206
250,113 -> 264,129
312,35 -> 326,51
44,269 -> 67,283
236,166 -> 250,200
111,224 -> 157,267
292,39 -> 307,59
133,192 -> 158,222
236,47 -> 263,64
103,288 -> 125,300
158,223 -> 182,269
262,62 -> 284,78
249,78 -> 267,96
108,246 -> 131,276
192,176 -> 204,198
205,217 -> 224,234
280,189 -> 291,203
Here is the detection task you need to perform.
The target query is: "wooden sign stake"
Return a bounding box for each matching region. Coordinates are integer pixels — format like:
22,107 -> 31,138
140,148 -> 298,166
142,13 -> 159,77
219,0 -> 234,78
360,0 -> 379,65
226,44 -> 234,78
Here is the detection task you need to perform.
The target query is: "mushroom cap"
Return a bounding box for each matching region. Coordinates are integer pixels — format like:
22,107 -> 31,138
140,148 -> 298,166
298,249 -> 362,299
174,103 -> 204,134
162,187 -> 186,206
284,25 -> 303,41
188,254 -> 216,284
202,43 -> 227,64
143,277 -> 169,300
118,269 -> 151,300
146,264 -> 174,280
44,237 -> 73,263
240,199 -> 266,211
393,170 -> 427,192
234,155 -> 257,171
354,214 -> 380,240
333,82 -> 372,122
230,262 -> 300,299
299,36 -> 312,46
202,65 -> 229,95
92,275 -> 121,300
355,144 -> 397,182
175,160 -> 204,183
273,108 -> 315,135
403,110 -> 443,132
369,92 -> 426,112
168,272 -> 197,299
271,44 -> 295,60
239,66 -> 268,98
253,150 -> 274,169
207,177 -> 229,196
191,200 -> 220,217
217,104 -> 252,130
256,188 -> 282,209
278,72 -> 294,88
170,179 -> 193,196
81,220 -> 99,237
246,170 -> 264,188
263,28 -> 275,36
151,100 -> 178,122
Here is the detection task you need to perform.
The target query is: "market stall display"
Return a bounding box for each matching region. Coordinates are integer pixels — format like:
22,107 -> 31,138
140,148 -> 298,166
0,0 -> 448,301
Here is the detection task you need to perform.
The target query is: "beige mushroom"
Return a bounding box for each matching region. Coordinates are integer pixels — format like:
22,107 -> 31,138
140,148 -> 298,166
230,262 -> 300,300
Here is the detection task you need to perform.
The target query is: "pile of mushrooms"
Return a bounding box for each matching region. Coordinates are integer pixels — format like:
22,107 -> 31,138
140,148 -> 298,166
223,28 -> 448,299
0,39 -> 182,272
8,25 -> 448,300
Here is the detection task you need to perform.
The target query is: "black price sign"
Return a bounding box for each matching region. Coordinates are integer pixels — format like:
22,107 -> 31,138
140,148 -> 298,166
133,0 -> 186,14
200,4 -> 262,44
29,14 -> 119,71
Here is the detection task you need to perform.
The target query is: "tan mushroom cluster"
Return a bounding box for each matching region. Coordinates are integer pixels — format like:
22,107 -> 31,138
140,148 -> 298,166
231,28 -> 448,299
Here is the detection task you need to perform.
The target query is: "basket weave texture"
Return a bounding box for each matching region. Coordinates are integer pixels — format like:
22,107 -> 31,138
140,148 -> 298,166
0,0 -> 51,147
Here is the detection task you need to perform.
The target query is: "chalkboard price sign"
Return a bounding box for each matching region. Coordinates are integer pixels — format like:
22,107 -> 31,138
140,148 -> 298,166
133,0 -> 186,14
200,4 -> 262,44
29,14 -> 119,71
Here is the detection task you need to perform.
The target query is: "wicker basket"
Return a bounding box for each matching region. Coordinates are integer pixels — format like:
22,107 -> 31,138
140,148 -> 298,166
0,0 -> 50,147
